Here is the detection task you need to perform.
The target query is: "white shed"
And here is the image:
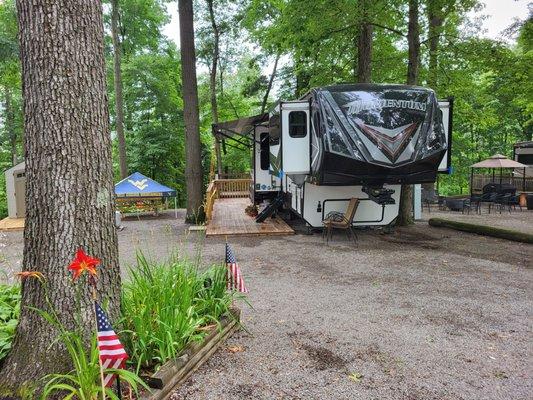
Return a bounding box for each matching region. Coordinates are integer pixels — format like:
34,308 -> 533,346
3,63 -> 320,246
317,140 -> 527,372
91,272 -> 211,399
5,161 -> 26,218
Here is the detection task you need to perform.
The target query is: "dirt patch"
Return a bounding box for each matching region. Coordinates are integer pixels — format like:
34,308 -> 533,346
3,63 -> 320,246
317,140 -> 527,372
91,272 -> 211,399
299,343 -> 348,371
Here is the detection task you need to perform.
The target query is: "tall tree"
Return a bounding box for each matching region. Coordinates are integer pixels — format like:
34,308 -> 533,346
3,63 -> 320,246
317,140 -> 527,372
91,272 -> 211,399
111,0 -> 128,178
397,0 -> 420,226
0,0 -> 120,389
357,0 -> 373,83
206,0 -> 222,176
179,0 -> 204,221
261,54 -> 280,113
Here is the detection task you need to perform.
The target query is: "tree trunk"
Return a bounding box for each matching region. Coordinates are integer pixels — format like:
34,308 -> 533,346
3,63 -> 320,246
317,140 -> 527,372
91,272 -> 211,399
406,0 -> 420,87
4,87 -> 17,166
357,21 -> 373,83
179,0 -> 204,222
0,0 -> 120,391
427,0 -> 444,89
357,0 -> 373,83
112,0 -> 128,179
397,0 -> 420,226
261,54 -> 280,114
207,0 -> 222,176
423,0 -> 444,194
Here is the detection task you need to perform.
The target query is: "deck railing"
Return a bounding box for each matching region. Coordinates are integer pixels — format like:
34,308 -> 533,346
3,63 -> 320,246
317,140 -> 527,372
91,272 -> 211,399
471,173 -> 533,193
216,172 -> 251,180
215,178 -> 252,198
204,178 -> 252,221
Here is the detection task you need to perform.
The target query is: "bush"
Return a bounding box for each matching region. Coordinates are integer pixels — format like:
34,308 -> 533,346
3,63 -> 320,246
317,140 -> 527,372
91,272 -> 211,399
120,253 -> 235,372
0,283 -> 20,362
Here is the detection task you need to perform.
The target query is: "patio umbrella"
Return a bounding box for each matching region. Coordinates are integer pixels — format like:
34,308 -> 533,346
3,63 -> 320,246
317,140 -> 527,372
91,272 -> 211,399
470,154 -> 528,193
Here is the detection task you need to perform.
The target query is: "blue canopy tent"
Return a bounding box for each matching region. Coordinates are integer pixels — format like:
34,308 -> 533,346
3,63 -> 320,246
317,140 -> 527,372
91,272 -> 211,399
115,172 -> 178,218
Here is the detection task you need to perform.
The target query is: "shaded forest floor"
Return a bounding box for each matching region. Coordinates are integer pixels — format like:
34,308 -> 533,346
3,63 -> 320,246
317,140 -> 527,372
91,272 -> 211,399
0,210 -> 532,399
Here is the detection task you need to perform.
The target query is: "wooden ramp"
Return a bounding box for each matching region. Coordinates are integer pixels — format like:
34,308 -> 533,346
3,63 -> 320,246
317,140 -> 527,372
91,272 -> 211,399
0,217 -> 25,231
206,198 -> 294,237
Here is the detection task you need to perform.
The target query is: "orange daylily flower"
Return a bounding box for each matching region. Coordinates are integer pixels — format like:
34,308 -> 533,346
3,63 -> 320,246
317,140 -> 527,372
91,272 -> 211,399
16,271 -> 45,281
68,249 -> 100,281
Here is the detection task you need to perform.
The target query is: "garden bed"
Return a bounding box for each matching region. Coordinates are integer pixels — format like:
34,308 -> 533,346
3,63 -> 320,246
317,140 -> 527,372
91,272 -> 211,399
140,307 -> 240,400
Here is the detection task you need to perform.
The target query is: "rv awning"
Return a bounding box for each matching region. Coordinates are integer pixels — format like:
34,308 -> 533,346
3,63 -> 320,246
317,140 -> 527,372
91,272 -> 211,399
115,172 -> 177,198
212,113 -> 268,141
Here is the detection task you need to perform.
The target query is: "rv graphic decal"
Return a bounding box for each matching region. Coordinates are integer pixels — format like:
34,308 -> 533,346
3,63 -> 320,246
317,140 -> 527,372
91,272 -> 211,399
343,99 -> 427,115
355,121 -> 419,163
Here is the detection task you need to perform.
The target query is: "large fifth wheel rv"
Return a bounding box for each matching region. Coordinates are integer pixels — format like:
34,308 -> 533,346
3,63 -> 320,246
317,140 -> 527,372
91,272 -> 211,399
213,84 -> 453,228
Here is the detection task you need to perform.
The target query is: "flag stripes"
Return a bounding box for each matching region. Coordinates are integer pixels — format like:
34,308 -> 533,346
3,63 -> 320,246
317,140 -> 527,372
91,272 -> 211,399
225,243 -> 248,293
95,302 -> 128,388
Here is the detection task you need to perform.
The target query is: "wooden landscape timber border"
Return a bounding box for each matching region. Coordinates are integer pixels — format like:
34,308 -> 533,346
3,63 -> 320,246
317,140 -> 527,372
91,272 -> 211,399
140,307 -> 241,400
428,218 -> 533,244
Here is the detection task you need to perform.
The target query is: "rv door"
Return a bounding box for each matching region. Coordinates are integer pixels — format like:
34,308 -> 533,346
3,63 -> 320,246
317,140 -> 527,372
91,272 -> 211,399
281,102 -> 310,175
438,98 -> 453,173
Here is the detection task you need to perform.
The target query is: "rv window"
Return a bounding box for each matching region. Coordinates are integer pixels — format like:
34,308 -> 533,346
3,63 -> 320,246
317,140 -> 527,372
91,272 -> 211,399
289,111 -> 307,138
269,113 -> 280,145
260,132 -> 270,170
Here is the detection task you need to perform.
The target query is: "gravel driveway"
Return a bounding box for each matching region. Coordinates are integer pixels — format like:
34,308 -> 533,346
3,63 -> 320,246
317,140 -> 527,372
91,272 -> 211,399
1,211 -> 531,399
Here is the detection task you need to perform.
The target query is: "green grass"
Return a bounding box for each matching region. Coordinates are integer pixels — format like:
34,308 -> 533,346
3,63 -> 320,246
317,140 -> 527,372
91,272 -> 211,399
120,253 -> 237,373
0,283 -> 20,362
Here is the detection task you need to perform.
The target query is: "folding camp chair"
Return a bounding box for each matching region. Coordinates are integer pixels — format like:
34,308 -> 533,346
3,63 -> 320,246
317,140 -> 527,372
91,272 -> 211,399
322,198 -> 360,244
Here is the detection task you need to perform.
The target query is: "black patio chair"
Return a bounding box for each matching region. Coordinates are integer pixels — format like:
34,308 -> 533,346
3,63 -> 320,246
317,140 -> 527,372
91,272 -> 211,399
470,194 -> 483,214
485,192 -> 499,214
496,193 -> 513,214
422,188 -> 438,213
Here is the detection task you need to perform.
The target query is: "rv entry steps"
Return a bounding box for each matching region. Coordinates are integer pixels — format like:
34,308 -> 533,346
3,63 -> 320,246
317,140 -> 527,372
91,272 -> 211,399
255,193 -> 284,223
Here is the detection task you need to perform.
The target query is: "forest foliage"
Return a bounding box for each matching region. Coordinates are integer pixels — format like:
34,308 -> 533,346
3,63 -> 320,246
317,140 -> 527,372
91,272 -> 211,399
0,0 -> 531,217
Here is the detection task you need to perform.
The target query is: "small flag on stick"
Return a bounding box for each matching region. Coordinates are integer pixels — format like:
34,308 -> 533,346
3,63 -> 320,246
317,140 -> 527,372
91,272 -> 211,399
225,243 -> 248,293
95,302 -> 129,387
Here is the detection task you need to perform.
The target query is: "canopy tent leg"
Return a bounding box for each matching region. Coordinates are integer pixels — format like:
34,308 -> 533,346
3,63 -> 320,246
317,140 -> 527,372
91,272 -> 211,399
175,196 -> 178,219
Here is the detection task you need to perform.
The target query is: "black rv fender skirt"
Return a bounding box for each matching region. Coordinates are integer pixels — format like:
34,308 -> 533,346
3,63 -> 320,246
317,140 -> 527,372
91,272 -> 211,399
317,151 -> 445,186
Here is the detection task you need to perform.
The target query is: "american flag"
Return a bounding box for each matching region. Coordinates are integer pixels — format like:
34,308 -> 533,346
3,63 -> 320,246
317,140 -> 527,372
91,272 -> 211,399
225,243 -> 248,293
95,302 -> 128,387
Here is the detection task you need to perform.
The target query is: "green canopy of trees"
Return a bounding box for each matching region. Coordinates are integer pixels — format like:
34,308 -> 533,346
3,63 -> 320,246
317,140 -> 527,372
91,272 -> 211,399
0,0 -> 531,218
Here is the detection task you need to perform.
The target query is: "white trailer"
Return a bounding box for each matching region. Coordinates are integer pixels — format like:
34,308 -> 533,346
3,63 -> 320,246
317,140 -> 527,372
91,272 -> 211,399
213,84 -> 452,228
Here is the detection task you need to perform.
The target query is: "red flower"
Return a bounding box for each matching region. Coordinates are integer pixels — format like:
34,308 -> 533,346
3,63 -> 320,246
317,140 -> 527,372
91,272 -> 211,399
68,249 -> 100,281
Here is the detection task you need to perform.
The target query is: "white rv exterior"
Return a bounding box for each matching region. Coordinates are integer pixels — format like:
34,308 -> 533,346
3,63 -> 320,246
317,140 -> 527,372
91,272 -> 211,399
266,97 -> 451,228
214,84 -> 453,229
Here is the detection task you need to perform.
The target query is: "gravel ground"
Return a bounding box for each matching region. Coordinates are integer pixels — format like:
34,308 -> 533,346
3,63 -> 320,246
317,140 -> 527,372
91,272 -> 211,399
422,209 -> 533,235
1,211 -> 532,399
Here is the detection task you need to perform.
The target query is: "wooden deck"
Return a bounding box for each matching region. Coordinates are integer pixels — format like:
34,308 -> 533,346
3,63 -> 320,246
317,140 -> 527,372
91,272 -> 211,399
0,217 -> 25,231
206,198 -> 294,237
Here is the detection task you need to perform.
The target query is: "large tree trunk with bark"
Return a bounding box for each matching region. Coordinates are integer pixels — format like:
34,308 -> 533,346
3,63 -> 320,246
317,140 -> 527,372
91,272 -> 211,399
112,0 -> 128,179
427,0 -> 444,90
179,0 -> 204,222
423,0 -> 445,194
207,0 -> 222,176
0,0 -> 120,392
397,0 -> 420,226
357,0 -> 373,83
